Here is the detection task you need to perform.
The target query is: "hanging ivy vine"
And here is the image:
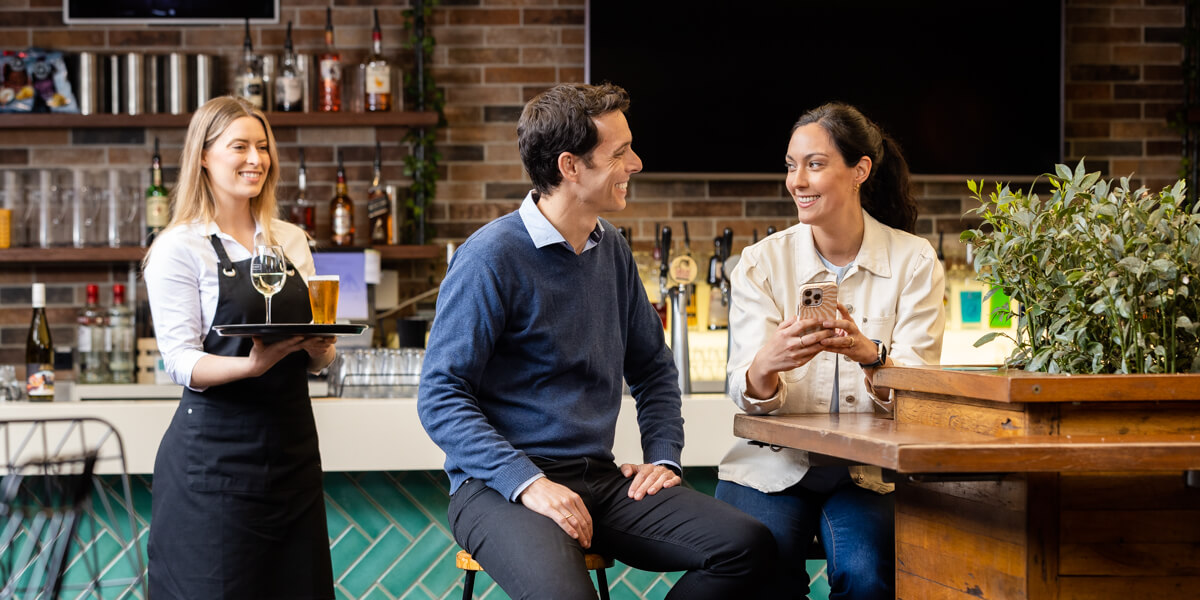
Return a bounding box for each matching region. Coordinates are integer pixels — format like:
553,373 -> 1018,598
402,0 -> 446,244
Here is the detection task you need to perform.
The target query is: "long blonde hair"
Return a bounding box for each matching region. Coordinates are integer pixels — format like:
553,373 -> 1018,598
145,96 -> 282,264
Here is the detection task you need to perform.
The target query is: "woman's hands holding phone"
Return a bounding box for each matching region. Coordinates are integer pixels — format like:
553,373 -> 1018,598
745,313 -> 837,398
817,303 -> 878,365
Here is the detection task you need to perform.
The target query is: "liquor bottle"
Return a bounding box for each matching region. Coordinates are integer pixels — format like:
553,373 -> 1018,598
956,245 -> 985,330
26,283 -> 54,402
318,7 -> 342,113
145,137 -> 168,246
235,18 -> 265,109
275,20 -> 303,113
330,150 -> 354,246
108,284 -> 135,384
367,141 -> 392,244
76,283 -> 109,383
289,148 -> 316,247
363,9 -> 392,112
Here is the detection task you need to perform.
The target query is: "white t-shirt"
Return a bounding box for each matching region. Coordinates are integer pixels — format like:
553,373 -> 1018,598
143,219 -> 315,390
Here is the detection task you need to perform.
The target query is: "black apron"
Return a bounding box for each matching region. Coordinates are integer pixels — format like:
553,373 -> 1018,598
148,235 -> 333,600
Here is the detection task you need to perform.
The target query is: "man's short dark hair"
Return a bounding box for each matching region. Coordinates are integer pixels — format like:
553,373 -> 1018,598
518,83 -> 631,195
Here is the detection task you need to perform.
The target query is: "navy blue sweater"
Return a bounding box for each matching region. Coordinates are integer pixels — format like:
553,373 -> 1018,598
418,209 -> 682,499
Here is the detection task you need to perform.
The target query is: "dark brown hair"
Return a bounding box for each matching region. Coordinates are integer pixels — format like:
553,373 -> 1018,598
518,83 -> 631,195
793,103 -> 917,233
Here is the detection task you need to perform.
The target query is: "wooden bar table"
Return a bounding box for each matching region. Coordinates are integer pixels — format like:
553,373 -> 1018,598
733,367 -> 1200,600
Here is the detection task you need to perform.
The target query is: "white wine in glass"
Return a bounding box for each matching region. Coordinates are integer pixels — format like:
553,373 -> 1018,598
251,244 -> 287,323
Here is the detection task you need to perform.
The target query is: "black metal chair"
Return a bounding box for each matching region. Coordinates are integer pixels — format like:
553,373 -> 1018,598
0,418 -> 146,599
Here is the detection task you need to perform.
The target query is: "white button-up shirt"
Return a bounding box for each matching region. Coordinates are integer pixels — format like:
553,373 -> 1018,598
143,219 -> 315,390
719,210 -> 945,493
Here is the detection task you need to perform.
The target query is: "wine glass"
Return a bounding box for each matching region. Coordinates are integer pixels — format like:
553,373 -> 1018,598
251,244 -> 287,324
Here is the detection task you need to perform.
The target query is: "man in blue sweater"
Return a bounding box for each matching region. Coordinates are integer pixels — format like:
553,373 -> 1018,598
418,83 -> 774,599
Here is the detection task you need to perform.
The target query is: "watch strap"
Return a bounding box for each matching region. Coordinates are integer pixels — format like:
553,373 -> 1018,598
860,339 -> 887,368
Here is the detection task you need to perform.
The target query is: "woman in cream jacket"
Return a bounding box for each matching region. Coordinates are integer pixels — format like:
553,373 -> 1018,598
716,103 -> 945,600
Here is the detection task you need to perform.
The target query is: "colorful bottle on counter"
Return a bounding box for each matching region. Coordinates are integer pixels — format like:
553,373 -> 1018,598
76,283 -> 109,383
108,284 -> 135,384
26,283 -> 54,402
318,7 -> 342,113
330,150 -> 354,247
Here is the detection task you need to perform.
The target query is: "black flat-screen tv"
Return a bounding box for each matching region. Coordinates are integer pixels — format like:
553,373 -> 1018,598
588,0 -> 1064,177
64,0 -> 278,24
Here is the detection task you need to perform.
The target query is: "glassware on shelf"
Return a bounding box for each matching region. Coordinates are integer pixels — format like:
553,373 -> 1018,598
327,347 -> 423,398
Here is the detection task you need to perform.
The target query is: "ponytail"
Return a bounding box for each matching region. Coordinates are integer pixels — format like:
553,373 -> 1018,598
793,103 -> 919,234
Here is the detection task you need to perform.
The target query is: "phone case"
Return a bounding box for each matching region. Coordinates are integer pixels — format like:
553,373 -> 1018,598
797,282 -> 838,335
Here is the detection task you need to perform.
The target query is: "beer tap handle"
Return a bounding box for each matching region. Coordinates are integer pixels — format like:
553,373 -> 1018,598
659,226 -> 672,280
722,227 -> 733,261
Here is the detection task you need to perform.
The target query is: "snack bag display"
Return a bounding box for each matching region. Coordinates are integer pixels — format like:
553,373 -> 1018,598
0,50 -> 35,113
27,49 -> 78,113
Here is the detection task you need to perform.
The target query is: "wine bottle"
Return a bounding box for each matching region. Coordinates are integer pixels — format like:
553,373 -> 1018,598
26,283 -> 54,402
367,141 -> 392,244
145,137 -> 168,246
330,150 -> 354,246
363,8 -> 392,112
108,284 -> 135,384
275,20 -> 303,112
289,148 -> 316,247
235,18 -> 265,109
76,283 -> 109,383
318,7 -> 342,113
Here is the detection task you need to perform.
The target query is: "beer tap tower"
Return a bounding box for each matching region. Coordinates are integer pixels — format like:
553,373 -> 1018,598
659,225 -> 698,394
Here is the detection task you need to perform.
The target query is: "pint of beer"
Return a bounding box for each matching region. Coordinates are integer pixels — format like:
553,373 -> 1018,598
308,275 -> 340,324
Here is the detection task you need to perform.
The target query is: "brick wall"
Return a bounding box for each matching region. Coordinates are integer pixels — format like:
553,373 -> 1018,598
0,0 -> 1188,366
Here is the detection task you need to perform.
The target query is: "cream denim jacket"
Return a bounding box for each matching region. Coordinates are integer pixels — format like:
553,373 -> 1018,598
718,211 -> 945,495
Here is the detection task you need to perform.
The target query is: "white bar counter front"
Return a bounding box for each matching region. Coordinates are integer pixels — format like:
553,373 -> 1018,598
0,391 -> 742,474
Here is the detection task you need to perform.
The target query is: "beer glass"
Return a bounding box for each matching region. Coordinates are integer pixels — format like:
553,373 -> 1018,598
308,275 -> 339,324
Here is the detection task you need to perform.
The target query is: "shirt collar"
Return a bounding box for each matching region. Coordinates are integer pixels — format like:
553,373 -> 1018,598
794,209 -> 892,283
518,190 -> 605,253
198,219 -> 267,246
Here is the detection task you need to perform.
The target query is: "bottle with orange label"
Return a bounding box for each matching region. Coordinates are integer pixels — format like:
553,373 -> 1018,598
318,7 -> 342,112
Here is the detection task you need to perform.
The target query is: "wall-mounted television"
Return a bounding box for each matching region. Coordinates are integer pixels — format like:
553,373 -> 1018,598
64,0 -> 279,25
587,0 -> 1064,177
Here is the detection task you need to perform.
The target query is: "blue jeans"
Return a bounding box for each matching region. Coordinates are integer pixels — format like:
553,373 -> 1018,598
715,475 -> 894,600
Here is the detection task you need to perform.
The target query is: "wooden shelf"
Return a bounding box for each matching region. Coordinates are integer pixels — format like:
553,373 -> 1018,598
0,111 -> 439,129
0,244 -> 442,265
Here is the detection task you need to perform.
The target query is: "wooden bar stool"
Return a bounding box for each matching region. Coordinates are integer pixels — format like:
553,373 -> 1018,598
455,549 -> 613,600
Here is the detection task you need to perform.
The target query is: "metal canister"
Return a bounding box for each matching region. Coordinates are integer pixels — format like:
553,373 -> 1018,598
124,53 -> 144,115
166,52 -> 188,115
193,54 -> 217,109
146,54 -> 162,113
106,54 -> 121,115
76,52 -> 99,115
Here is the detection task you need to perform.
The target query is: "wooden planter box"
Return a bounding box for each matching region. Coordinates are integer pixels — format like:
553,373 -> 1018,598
734,367 -> 1200,600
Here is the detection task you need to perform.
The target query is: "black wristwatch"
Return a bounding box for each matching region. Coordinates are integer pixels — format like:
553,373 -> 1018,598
859,339 -> 887,368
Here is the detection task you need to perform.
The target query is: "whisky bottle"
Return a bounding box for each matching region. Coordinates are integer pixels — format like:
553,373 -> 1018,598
235,18 -> 264,109
330,150 -> 354,246
289,148 -> 316,247
145,137 -> 168,246
364,8 -> 392,112
275,20 -> 303,112
367,141 -> 392,244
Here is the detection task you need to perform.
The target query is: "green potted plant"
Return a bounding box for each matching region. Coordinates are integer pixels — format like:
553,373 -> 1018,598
961,160 -> 1200,374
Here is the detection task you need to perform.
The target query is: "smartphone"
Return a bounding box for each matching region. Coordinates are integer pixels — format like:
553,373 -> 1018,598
797,282 -> 838,335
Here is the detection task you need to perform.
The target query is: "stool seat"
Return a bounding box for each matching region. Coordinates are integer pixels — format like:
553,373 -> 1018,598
455,549 -> 613,599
